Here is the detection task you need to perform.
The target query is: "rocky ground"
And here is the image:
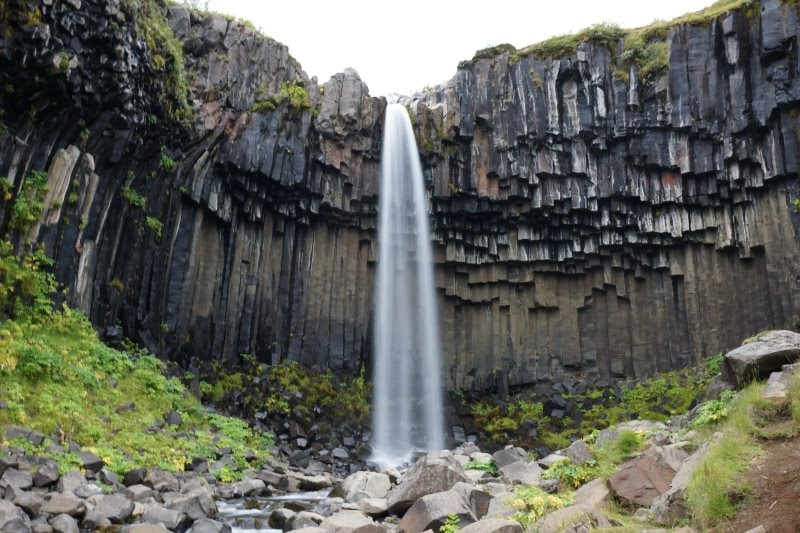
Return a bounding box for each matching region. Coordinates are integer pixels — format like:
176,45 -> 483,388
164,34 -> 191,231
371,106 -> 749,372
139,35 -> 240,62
0,331 -> 798,533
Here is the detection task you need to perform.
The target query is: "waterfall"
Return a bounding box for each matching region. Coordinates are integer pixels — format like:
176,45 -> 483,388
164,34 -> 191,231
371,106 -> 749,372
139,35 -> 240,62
371,103 -> 444,467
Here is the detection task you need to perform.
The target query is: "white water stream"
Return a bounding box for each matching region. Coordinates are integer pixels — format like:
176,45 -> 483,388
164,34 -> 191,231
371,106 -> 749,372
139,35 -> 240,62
371,103 -> 445,467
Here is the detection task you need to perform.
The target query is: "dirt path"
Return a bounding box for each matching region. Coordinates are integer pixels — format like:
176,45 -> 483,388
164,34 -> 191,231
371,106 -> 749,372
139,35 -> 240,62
715,435 -> 800,533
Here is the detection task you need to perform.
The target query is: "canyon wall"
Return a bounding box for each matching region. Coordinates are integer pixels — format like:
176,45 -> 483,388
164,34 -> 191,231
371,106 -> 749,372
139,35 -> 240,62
0,0 -> 798,390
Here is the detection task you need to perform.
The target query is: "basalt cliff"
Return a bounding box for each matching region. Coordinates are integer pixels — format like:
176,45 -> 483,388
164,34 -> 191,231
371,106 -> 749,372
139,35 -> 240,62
0,0 -> 798,391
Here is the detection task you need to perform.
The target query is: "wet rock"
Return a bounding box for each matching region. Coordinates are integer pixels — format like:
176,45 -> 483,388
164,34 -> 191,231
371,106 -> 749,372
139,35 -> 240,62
42,492 -> 86,518
189,518 -> 232,533
387,451 -> 468,514
290,510 -> 325,529
398,490 -> 475,533
0,500 -> 32,532
723,330 -> 800,386
269,507 -> 296,529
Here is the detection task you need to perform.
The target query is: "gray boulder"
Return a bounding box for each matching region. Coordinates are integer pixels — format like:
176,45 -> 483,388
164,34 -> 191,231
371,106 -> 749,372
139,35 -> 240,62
14,491 -> 44,518
78,451 -> 104,472
144,470 -> 180,493
535,504 -> 611,533
572,478 -> 609,508
143,504 -> 190,531
269,508 -> 296,529
491,447 -> 528,468
32,461 -> 60,488
319,510 -> 382,533
450,482 -> 492,519
5,427 -> 45,446
498,460 -> 542,485
290,511 -> 326,529
357,498 -> 388,517
81,511 -> 112,531
125,524 -> 170,533
124,484 -> 155,502
564,440 -> 593,466
93,494 -> 135,524
341,472 -> 391,502
386,451 -> 468,514
51,513 -> 79,533
165,488 -> 217,520
189,518 -> 232,533
459,518 -> 522,533
56,472 -> 86,494
30,517 -> 53,533
723,330 -> 800,386
231,479 -> 266,497
608,446 -> 688,507
398,490 -> 474,533
2,468 -> 33,490
0,500 -> 32,533
42,492 -> 86,518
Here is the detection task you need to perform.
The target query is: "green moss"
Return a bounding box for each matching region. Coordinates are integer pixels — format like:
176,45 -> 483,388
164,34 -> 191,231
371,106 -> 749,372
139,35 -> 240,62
120,0 -> 191,122
121,187 -> 146,208
458,43 -> 516,69
250,81 -> 311,114
145,216 -> 163,239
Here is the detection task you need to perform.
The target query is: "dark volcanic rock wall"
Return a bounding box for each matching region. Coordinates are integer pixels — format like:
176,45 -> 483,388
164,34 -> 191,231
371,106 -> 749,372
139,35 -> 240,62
0,0 -> 799,390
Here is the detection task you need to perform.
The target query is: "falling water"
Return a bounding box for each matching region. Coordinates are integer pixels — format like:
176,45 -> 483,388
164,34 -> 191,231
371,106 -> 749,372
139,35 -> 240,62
371,103 -> 444,467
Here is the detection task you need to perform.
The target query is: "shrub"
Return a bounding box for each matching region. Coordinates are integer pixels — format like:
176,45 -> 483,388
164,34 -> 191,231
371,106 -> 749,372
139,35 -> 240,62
464,459 -> 498,475
541,457 -> 598,489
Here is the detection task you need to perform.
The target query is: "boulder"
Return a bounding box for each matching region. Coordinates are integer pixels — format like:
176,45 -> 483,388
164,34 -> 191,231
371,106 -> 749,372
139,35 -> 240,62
723,330 -> 800,386
144,470 -> 180,492
93,494 -> 135,524
142,504 -> 190,531
165,488 -> 217,520
231,479 -> 266,497
398,490 -> 475,533
572,478 -> 609,508
459,518 -> 522,533
81,511 -> 112,531
2,468 -> 33,490
290,510 -> 326,529
269,508 -> 297,529
14,491 -> 44,517
498,460 -> 542,485
341,472 -> 391,502
386,451 -> 468,514
57,472 -> 86,494
450,482 -> 492,519
33,461 -> 60,488
0,500 -> 32,532
124,484 -> 155,502
189,518 -> 232,533
762,363 -> 800,400
608,446 -> 688,507
51,513 -> 79,533
73,482 -> 104,499
78,451 -> 104,472
42,492 -> 86,518
564,440 -> 593,466
535,504 -> 611,533
123,468 -> 148,487
485,490 -> 516,520
357,498 -> 388,516
5,427 -> 45,446
650,443 -> 711,524
491,448 -> 528,468
288,472 -> 333,491
319,510 -> 382,533
30,517 -> 52,533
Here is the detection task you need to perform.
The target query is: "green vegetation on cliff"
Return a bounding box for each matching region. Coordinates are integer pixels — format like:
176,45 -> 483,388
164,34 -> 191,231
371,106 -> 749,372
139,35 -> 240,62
0,175 -> 272,480
458,0 -> 758,84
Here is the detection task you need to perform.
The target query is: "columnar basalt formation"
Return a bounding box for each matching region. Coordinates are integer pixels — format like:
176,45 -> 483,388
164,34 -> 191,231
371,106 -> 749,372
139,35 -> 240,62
0,0 -> 798,390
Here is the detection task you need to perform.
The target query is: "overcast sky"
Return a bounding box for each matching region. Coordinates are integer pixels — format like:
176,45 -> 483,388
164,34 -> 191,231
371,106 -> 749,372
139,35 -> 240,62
203,0 -> 716,97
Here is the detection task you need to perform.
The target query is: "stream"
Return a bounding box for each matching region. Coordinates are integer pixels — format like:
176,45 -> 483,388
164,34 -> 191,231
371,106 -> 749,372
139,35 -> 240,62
217,489 -> 334,532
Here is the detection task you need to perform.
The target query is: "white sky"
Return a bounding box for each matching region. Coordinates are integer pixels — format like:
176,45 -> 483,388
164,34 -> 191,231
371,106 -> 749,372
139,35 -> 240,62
204,0 -> 716,97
